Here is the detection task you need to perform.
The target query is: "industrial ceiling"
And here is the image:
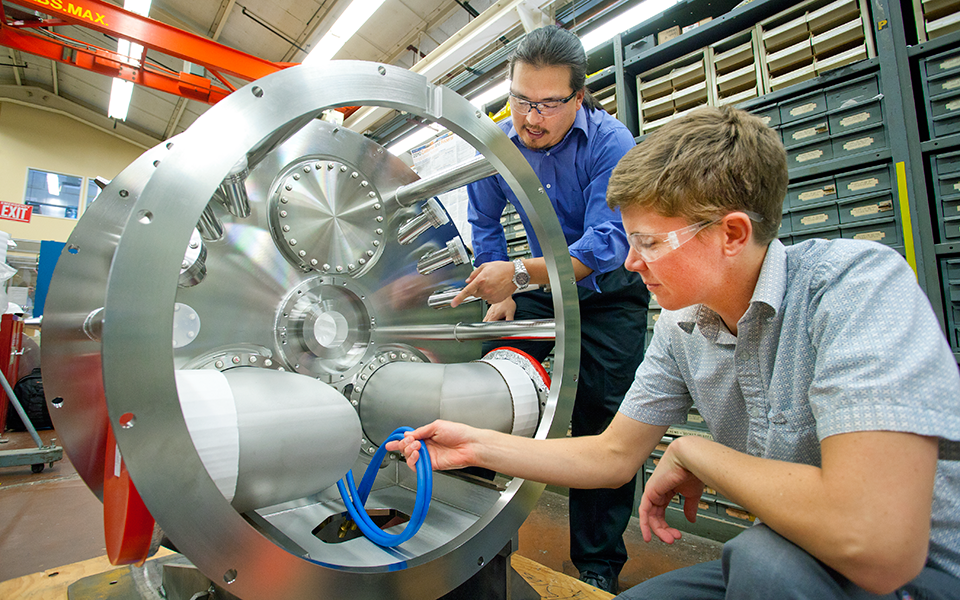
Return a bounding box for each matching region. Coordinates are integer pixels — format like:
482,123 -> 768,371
0,0 -> 612,149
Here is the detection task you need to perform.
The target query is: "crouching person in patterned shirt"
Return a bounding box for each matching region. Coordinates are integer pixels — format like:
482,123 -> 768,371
388,104 -> 960,599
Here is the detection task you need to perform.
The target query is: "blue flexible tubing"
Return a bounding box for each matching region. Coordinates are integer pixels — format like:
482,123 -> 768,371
336,426 -> 432,547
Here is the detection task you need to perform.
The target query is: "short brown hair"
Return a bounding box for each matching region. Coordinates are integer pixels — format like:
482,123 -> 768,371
607,105 -> 788,244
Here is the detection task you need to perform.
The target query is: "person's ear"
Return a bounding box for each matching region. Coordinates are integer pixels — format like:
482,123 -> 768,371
720,212 -> 753,257
575,89 -> 584,110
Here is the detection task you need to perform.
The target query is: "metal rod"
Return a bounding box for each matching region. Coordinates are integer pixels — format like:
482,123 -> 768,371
393,154 -> 496,207
0,370 -> 44,449
375,319 -> 555,342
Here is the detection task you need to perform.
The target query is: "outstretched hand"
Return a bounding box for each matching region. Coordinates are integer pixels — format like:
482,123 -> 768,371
451,261 -> 517,307
637,446 -> 705,545
385,420 -> 480,471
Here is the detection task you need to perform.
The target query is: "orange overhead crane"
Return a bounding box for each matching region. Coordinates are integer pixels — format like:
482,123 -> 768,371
0,0 -> 356,115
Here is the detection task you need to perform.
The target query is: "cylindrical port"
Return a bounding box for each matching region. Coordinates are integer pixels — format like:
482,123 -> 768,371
417,238 -> 469,275
214,156 -> 250,218
426,288 -> 480,309
197,202 -> 224,242
179,229 -> 207,288
357,359 -> 540,447
397,198 -> 449,245
174,368 -> 362,513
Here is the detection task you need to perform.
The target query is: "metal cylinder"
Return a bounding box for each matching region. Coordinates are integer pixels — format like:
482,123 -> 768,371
196,202 -> 224,242
214,155 -> 251,218
397,197 -> 449,245
376,319 -> 556,341
174,368 -> 361,513
417,238 -> 469,275
392,155 -> 496,208
358,359 -> 539,446
427,288 -> 480,308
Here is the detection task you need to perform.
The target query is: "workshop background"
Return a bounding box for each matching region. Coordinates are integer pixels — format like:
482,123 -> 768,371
1,0 -> 959,596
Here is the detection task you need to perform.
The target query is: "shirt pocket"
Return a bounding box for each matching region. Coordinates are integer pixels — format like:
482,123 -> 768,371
767,404 -> 821,465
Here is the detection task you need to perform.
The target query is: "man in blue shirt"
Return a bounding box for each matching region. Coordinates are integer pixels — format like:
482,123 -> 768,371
450,26 -> 648,594
392,105 -> 960,598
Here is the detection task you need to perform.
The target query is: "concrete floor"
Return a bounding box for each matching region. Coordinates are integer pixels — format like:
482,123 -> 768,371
0,428 -> 722,594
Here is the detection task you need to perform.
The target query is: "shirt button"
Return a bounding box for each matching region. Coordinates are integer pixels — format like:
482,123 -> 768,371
740,351 -> 751,360
545,151 -> 550,156
546,184 -> 552,189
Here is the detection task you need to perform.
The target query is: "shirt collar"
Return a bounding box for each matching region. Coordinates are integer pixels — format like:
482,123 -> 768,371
507,105 -> 589,152
675,240 -> 786,343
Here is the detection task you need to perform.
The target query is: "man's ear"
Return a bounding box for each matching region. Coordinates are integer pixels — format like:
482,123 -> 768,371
575,89 -> 585,110
720,212 -> 753,257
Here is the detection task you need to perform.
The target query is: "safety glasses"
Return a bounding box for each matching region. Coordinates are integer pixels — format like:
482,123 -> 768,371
509,90 -> 578,117
628,211 -> 764,263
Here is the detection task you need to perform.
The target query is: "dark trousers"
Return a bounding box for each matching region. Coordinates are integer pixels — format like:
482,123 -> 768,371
484,265 -> 649,580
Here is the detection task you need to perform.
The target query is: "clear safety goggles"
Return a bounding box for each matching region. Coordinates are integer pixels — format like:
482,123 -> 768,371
509,90 -> 578,117
628,211 -> 764,263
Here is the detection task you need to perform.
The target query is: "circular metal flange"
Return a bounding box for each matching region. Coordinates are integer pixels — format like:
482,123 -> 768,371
351,344 -> 427,455
94,61 -> 582,600
181,344 -> 283,372
269,158 -> 385,275
481,348 -> 550,415
275,275 -> 375,382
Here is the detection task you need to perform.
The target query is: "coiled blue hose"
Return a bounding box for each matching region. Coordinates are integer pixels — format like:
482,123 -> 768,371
336,426 -> 432,547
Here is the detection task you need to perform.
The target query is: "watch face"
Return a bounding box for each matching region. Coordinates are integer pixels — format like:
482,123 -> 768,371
516,271 -> 530,286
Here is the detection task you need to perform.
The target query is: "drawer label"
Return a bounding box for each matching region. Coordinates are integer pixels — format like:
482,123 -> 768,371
843,136 -> 875,151
797,149 -> 824,162
848,177 -> 879,192
947,99 -> 960,112
801,213 -> 830,225
839,112 -> 871,128
941,57 -> 960,71
790,102 -> 819,117
853,230 -> 886,241
954,182 -> 960,192
944,77 -> 960,91
792,123 -> 828,140
799,189 -> 825,200
850,201 -> 891,217
760,115 -> 772,125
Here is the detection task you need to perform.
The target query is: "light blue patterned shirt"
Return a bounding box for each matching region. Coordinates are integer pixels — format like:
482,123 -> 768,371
620,239 -> 960,578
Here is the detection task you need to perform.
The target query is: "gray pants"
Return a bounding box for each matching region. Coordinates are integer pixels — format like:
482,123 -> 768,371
617,524 -> 960,600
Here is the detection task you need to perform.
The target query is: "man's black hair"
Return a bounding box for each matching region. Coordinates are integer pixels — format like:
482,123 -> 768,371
509,26 -> 603,111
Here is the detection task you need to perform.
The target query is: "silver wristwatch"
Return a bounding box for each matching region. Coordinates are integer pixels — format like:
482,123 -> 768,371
511,258 -> 530,291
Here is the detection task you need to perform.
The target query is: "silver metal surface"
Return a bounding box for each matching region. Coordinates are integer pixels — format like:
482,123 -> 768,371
375,319 -> 556,341
358,361 -> 516,446
417,237 -> 469,275
392,154 -> 496,208
397,197 -> 449,245
427,287 -> 481,308
43,61 -> 581,600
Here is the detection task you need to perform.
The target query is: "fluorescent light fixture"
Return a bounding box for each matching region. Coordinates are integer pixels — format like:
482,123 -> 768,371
46,173 -> 60,196
109,79 -> 135,121
469,80 -> 510,109
107,0 -> 151,121
388,123 -> 445,156
303,0 -> 388,65
580,0 -> 679,52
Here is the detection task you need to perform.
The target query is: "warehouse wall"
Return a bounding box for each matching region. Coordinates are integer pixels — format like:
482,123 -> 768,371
0,101 -> 145,242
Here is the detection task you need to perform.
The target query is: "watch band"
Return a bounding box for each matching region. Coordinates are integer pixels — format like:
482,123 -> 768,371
512,258 -> 530,291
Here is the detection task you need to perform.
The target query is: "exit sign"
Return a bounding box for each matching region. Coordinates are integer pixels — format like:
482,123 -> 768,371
0,202 -> 32,223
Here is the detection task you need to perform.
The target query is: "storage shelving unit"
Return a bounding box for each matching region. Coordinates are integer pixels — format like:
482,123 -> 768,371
579,0 -> 960,535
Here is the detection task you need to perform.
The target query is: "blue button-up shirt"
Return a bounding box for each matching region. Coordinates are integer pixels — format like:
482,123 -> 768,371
467,106 -> 635,291
621,238 -> 960,578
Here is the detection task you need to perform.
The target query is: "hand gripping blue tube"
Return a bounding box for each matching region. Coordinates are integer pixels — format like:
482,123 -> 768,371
336,426 -> 432,547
